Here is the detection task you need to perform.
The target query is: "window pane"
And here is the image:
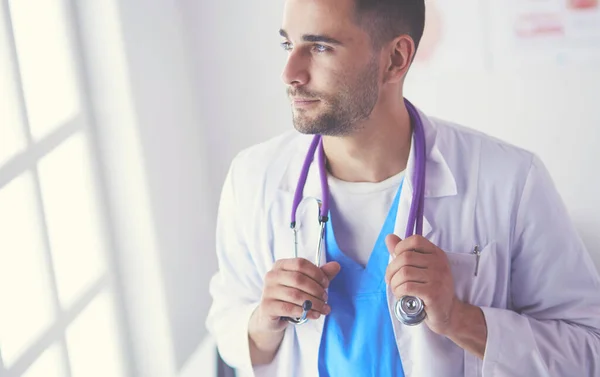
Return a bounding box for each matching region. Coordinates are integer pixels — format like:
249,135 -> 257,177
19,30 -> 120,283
8,0 -> 81,140
0,172 -> 55,368
38,133 -> 107,309
0,5 -> 26,165
21,343 -> 67,377
66,289 -> 126,377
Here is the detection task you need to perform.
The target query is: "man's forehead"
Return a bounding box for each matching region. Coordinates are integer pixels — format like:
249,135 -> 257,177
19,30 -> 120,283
281,0 -> 358,39
283,0 -> 355,14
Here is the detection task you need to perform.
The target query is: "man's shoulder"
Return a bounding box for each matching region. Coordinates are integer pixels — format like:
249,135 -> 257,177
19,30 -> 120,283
227,130 -> 307,188
430,116 -> 536,171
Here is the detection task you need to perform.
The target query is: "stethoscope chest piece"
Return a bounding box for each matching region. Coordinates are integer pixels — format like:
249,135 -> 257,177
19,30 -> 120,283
394,295 -> 426,326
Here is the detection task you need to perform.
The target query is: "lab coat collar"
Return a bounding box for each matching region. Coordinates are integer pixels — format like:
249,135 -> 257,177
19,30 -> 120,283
277,105 -> 458,222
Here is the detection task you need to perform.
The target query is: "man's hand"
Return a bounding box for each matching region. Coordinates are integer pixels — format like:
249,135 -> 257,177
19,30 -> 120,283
248,258 -> 341,365
384,234 -> 488,359
384,234 -> 460,336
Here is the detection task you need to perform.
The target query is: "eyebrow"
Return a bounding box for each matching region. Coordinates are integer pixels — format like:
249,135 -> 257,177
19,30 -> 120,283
279,29 -> 343,46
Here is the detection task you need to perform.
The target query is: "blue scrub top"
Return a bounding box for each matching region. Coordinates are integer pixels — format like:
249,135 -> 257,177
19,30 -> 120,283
318,180 -> 405,377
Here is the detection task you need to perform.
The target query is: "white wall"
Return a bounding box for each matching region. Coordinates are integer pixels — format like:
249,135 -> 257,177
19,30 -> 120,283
78,0 -> 214,374
109,0 -> 215,370
179,1 -> 290,196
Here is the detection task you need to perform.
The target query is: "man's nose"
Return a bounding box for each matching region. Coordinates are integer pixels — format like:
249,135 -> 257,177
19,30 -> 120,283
281,49 -> 309,87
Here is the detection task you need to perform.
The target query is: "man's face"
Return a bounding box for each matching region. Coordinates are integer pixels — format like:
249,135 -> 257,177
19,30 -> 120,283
280,0 -> 381,136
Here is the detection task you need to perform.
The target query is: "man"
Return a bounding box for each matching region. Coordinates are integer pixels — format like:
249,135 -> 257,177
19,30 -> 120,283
206,0 -> 600,376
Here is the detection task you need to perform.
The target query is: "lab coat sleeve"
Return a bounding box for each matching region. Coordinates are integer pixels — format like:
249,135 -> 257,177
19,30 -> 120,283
480,155 -> 600,377
205,154 -> 266,375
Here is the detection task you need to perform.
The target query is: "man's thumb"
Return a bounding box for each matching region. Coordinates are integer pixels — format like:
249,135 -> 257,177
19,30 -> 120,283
321,261 -> 341,281
385,234 -> 402,256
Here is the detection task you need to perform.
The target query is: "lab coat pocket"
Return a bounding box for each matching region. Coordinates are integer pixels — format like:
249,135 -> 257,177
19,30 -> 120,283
445,244 -> 499,377
444,241 -> 499,308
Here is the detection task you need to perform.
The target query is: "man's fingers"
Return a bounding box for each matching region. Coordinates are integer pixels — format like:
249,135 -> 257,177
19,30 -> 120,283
385,250 -> 430,284
266,270 -> 327,301
269,285 -> 330,314
321,261 -> 341,282
277,258 -> 330,288
263,290 -> 331,319
385,234 -> 403,256
391,281 -> 429,303
388,235 -> 437,258
389,266 -> 429,291
264,299 -> 323,321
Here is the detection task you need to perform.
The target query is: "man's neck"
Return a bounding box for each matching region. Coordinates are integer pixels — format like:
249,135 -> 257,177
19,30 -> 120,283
322,100 -> 412,183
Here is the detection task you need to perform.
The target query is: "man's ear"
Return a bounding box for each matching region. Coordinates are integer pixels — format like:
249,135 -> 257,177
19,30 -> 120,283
383,35 -> 415,84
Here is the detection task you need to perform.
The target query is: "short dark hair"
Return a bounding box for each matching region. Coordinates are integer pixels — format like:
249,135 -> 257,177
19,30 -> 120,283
354,0 -> 426,51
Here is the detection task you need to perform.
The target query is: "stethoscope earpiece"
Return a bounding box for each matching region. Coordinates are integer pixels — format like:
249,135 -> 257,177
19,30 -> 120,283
282,300 -> 313,325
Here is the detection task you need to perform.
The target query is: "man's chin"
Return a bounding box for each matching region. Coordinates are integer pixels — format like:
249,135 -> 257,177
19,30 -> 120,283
292,114 -> 320,134
292,123 -> 321,135
292,111 -> 339,135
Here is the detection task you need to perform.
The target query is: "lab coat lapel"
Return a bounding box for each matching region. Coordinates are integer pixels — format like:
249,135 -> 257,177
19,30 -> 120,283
393,107 -> 458,240
389,108 -> 458,377
278,136 -> 329,267
276,136 -> 327,375
393,134 -> 432,241
294,146 -> 328,328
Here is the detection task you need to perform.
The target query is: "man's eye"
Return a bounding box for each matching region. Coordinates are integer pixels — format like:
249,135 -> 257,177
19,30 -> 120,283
280,41 -> 292,51
313,44 -> 330,53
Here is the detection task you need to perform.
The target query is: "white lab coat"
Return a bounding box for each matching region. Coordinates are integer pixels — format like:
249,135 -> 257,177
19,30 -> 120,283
206,108 -> 600,377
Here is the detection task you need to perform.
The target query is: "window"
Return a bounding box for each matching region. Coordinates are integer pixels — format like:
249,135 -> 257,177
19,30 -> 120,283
0,1 -> 128,376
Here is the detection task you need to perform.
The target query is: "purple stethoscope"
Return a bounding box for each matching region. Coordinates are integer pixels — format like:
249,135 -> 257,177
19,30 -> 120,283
281,99 -> 427,326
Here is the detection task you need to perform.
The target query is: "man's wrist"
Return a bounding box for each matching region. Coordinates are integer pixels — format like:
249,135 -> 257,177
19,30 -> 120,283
248,311 -> 286,365
445,299 -> 469,337
443,300 -> 488,359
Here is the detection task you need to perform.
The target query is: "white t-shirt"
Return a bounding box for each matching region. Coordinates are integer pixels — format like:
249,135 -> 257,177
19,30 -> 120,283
327,170 -> 406,267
